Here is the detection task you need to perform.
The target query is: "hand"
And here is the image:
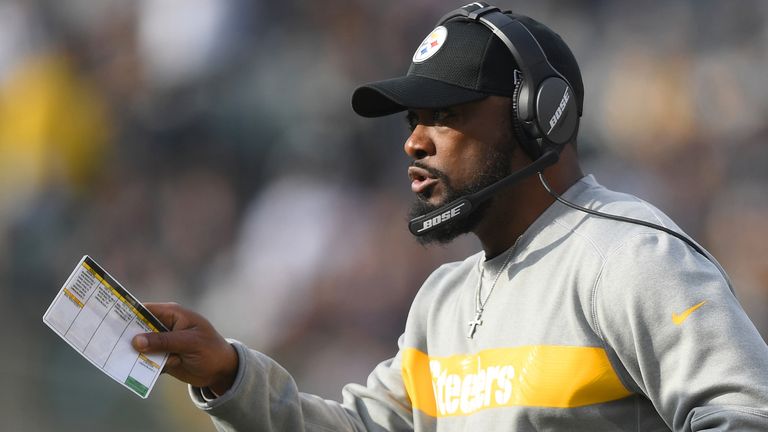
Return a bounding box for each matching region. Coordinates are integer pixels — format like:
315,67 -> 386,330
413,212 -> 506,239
131,302 -> 238,395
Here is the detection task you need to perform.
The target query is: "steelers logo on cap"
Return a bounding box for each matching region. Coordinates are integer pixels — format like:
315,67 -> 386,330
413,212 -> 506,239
412,26 -> 448,63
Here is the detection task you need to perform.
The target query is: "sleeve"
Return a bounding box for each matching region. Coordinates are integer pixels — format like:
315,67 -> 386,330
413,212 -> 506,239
188,338 -> 414,432
593,232 -> 768,432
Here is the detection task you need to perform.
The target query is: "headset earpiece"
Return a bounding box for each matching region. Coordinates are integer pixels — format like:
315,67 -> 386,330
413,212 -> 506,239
532,77 -> 579,147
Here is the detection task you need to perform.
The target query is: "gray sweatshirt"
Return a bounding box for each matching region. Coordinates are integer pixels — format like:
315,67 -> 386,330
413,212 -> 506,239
190,175 -> 768,431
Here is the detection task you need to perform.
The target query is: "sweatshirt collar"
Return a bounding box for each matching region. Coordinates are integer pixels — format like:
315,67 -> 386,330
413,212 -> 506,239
479,174 -> 599,274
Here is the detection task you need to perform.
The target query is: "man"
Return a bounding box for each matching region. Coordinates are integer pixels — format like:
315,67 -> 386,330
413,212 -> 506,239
132,3 -> 768,431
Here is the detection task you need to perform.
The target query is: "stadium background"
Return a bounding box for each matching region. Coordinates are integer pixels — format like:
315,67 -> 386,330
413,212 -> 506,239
1,0 -> 766,430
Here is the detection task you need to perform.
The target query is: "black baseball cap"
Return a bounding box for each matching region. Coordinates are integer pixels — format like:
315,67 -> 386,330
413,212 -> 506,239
351,12 -> 583,118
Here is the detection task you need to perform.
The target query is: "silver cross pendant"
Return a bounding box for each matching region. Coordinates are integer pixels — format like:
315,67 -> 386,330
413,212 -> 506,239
467,311 -> 483,339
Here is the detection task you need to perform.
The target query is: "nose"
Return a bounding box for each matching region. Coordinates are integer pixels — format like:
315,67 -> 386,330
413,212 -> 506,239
404,124 -> 436,160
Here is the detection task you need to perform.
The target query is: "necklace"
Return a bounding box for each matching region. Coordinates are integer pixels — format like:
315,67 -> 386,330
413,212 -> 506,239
467,243 -> 517,339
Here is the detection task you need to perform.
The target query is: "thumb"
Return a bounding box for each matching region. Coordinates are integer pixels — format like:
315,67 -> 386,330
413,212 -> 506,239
132,333 -> 152,352
132,331 -> 188,354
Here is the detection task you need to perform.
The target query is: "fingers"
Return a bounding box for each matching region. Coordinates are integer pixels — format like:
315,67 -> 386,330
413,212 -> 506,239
163,354 -> 182,371
143,302 -> 185,330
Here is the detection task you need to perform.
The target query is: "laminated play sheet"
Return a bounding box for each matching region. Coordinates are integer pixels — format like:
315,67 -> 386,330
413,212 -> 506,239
43,256 -> 168,398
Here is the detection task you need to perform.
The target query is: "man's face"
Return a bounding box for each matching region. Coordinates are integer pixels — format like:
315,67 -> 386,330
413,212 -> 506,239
405,96 -> 521,244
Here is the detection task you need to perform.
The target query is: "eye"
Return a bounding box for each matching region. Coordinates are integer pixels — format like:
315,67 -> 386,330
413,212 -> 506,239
405,108 -> 455,131
431,108 -> 454,124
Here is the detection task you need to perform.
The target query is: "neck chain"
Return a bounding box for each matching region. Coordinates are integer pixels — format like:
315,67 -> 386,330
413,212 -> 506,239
467,242 -> 518,339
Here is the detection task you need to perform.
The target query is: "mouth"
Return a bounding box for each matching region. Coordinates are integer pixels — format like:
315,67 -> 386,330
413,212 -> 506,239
408,166 -> 439,195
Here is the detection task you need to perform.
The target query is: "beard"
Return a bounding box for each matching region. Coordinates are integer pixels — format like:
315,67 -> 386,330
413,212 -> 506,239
408,145 -> 515,245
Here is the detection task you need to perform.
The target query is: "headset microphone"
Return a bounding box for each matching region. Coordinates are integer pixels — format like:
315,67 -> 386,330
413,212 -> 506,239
409,150 -> 559,236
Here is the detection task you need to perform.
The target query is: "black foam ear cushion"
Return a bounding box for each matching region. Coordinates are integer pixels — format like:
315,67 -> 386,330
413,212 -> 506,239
511,80 -> 543,160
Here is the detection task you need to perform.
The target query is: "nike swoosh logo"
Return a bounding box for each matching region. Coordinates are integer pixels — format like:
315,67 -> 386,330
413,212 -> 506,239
672,301 -> 707,325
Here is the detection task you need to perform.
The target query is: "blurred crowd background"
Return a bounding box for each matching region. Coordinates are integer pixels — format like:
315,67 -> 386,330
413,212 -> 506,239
1,0 -> 766,430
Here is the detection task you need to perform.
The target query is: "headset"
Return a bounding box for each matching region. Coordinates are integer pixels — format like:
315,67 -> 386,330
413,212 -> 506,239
408,2 -> 714,266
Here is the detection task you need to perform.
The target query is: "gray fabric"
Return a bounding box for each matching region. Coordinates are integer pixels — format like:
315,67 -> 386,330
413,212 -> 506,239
190,175 -> 768,431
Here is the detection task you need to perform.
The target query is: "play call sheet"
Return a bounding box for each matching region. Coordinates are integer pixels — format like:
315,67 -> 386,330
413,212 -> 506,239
43,256 -> 168,398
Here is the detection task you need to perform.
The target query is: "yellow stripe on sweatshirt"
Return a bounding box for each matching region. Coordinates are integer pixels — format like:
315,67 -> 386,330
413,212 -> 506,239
401,345 -> 632,417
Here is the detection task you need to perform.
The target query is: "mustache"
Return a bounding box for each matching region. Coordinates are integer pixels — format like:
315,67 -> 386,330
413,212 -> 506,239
410,161 -> 452,201
410,161 -> 450,183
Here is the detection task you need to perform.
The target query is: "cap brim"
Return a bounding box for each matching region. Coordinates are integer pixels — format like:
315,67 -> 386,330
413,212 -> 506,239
351,75 -> 488,118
